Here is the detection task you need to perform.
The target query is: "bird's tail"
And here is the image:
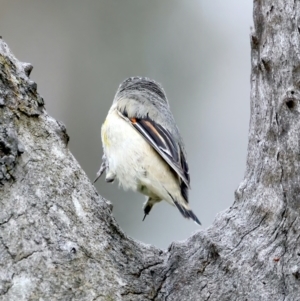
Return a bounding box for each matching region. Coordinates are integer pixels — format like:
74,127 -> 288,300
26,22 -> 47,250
173,200 -> 201,225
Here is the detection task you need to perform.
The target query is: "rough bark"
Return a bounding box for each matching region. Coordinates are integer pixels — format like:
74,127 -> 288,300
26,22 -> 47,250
1,1 -> 300,300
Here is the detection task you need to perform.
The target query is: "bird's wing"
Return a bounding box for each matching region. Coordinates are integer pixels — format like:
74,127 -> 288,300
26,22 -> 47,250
117,110 -> 190,192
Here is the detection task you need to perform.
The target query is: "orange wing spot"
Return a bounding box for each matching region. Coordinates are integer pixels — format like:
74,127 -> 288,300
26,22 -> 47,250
130,118 -> 137,124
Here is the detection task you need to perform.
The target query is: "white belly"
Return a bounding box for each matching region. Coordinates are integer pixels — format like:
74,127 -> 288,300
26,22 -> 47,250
101,109 -> 180,204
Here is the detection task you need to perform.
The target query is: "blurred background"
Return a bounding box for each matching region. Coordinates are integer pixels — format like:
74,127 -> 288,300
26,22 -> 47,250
1,1 -> 253,249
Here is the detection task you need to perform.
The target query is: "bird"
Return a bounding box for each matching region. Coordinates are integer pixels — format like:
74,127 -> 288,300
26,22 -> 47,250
94,77 -> 201,225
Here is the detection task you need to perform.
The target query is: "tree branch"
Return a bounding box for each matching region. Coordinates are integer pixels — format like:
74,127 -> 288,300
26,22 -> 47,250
1,1 -> 300,299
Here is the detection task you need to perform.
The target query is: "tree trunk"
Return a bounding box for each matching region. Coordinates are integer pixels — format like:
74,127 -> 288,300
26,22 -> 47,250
1,1 -> 300,300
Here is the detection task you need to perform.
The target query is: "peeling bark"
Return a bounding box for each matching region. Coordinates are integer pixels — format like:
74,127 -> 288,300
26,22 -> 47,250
1,1 -> 300,300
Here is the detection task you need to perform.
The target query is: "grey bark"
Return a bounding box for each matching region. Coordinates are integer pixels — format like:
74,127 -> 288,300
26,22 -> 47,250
1,1 -> 300,300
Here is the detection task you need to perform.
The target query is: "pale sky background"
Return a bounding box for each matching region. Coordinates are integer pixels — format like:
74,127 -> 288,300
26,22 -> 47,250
1,1 -> 253,249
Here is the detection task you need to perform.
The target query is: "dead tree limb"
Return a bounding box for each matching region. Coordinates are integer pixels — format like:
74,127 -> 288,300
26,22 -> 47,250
1,1 -> 300,300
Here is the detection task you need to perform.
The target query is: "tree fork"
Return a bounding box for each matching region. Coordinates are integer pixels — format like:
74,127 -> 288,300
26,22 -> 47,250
1,1 -> 300,300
